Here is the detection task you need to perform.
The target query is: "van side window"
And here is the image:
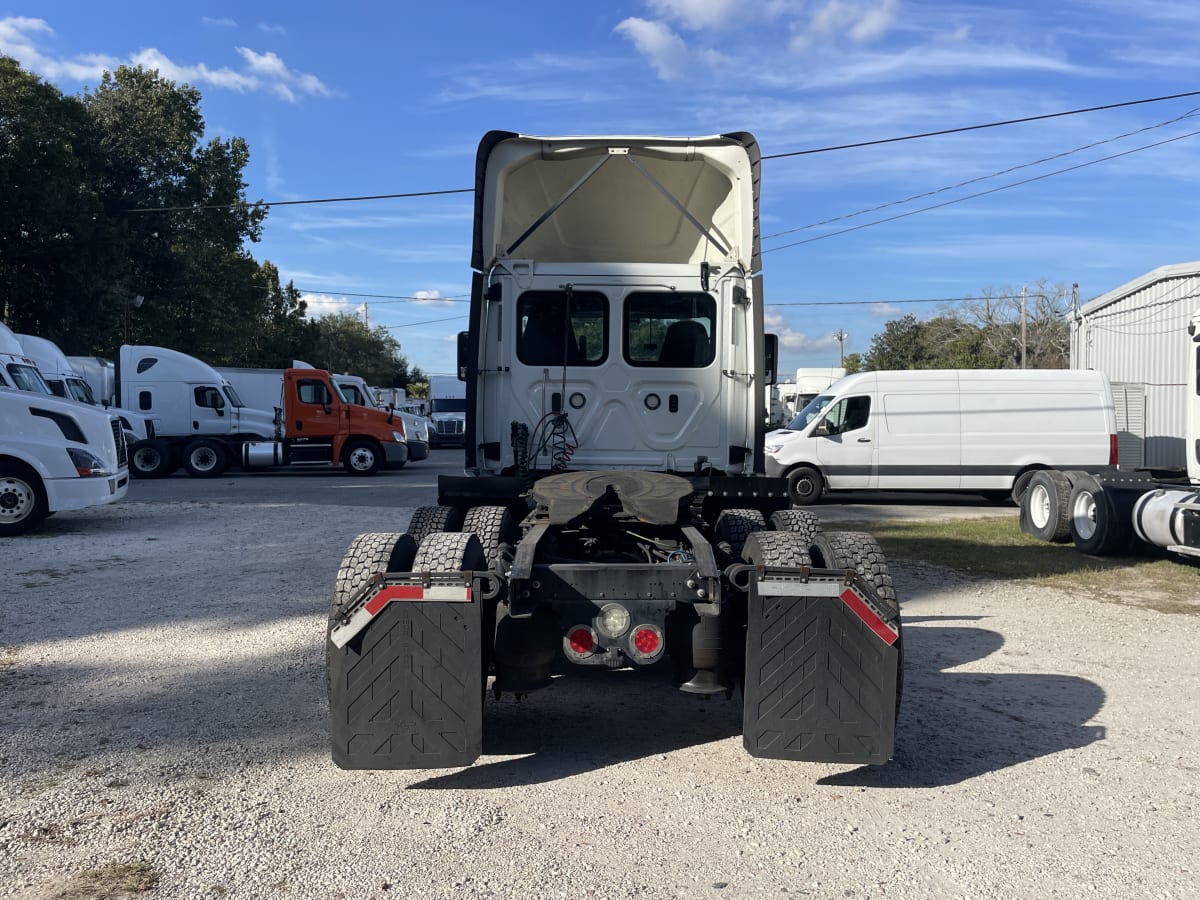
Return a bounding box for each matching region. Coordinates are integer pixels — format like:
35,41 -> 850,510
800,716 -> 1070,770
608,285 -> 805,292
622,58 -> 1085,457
824,396 -> 870,433
297,379 -> 331,405
139,390 -> 152,411
193,386 -> 225,410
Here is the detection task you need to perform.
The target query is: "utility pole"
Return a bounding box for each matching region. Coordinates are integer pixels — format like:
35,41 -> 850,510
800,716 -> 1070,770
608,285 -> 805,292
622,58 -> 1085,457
1020,286 -> 1027,369
363,303 -> 369,328
832,328 -> 848,366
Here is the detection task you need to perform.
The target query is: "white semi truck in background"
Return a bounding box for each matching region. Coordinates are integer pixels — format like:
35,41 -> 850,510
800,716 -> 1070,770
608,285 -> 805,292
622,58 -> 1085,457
1019,310 -> 1200,560
326,131 -> 903,772
425,373 -> 467,447
329,374 -> 429,461
0,382 -> 130,536
14,332 -> 156,450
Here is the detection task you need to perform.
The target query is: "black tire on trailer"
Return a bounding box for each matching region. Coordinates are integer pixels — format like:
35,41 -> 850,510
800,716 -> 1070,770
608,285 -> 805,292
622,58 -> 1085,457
129,439 -> 176,478
182,438 -> 229,478
0,462 -> 49,537
1021,469 -> 1072,543
1068,474 -> 1134,557
715,508 -> 766,561
330,531 -> 418,612
809,530 -> 903,710
786,465 -> 824,506
741,529 -> 813,567
462,505 -> 517,569
768,508 -> 821,543
342,438 -> 384,476
327,531 -> 483,770
407,505 -> 465,546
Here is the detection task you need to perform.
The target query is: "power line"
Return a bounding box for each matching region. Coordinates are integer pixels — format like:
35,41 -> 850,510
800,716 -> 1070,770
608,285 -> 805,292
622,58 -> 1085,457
296,289 -> 470,303
767,293 -> 1045,308
762,106 -> 1200,241
129,187 -> 473,214
379,314 -> 468,330
760,89 -> 1200,159
763,127 -> 1200,254
121,90 -> 1200,214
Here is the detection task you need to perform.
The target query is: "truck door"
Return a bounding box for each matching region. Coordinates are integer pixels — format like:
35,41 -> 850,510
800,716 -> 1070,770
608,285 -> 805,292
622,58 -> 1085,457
189,384 -> 229,434
814,394 -> 876,489
287,375 -> 344,461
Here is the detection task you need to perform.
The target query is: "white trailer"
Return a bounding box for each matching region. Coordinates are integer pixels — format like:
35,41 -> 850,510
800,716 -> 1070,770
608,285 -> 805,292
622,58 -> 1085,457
1020,311 -> 1200,560
0,387 -> 130,536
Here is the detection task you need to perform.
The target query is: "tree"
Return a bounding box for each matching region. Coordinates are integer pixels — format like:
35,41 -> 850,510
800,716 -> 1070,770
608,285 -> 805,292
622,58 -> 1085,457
862,314 -> 934,370
952,281 -> 1071,369
0,56 -> 124,348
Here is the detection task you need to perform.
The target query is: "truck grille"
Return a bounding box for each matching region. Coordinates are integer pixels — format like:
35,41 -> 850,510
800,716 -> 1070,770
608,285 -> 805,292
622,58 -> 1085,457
435,419 -> 465,436
111,417 -> 128,466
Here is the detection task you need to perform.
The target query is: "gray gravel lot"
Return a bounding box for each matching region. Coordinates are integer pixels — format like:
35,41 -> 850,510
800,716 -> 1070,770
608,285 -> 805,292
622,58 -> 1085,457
2,462 -> 1197,899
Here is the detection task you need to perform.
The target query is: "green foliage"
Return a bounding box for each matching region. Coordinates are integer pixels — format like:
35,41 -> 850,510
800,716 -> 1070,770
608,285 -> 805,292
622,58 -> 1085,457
0,57 -> 416,382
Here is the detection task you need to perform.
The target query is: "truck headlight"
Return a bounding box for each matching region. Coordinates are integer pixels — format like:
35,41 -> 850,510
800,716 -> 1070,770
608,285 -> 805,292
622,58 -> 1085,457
392,431 -> 406,443
67,448 -> 114,477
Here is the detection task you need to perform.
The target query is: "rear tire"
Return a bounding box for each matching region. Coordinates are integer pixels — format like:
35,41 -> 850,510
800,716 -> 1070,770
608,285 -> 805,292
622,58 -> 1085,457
0,463 -> 49,537
768,508 -> 820,543
462,505 -> 517,569
1021,469 -> 1072,543
129,439 -> 176,478
407,505 -> 464,546
1068,474 -> 1134,556
182,438 -> 228,478
786,466 -> 824,506
715,508 -> 766,561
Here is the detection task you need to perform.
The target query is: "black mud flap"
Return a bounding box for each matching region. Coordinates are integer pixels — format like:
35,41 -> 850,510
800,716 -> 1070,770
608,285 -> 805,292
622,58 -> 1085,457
742,576 -> 898,765
329,599 -> 482,770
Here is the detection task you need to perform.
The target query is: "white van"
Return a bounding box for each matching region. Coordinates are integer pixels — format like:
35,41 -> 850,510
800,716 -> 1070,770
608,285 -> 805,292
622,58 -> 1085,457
763,369 -> 1118,505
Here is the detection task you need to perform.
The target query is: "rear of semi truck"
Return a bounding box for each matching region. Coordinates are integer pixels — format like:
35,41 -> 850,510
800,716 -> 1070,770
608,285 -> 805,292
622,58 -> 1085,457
326,132 -> 904,771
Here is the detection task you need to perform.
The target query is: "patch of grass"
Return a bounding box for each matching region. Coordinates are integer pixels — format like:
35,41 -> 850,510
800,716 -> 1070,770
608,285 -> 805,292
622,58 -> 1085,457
54,860 -> 160,898
839,516 -> 1200,614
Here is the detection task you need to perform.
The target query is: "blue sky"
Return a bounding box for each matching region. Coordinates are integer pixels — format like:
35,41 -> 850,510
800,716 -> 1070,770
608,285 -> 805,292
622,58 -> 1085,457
6,1 -> 1200,379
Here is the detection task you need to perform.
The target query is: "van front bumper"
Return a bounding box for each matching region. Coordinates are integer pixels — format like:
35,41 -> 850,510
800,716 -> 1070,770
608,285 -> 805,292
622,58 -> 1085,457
763,455 -> 786,479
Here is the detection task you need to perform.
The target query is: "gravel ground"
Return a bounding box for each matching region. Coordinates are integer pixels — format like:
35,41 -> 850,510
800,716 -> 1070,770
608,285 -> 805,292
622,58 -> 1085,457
2,493 -> 1198,899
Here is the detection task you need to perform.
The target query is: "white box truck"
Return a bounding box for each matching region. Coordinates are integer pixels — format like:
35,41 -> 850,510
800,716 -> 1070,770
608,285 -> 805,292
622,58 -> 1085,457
764,369 -> 1118,505
1,386 -> 130,536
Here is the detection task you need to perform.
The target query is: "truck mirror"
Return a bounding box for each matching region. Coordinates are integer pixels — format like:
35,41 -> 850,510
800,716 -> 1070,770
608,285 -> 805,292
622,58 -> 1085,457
764,334 -> 779,385
457,331 -> 470,382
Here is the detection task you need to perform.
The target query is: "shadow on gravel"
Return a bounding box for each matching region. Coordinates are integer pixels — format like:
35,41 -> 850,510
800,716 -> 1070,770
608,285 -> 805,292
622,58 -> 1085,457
819,616 -> 1106,789
412,668 -> 744,790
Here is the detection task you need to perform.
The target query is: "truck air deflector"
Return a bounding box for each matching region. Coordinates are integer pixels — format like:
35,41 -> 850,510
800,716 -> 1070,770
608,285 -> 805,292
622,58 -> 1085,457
505,154 -> 613,258
624,153 -> 730,257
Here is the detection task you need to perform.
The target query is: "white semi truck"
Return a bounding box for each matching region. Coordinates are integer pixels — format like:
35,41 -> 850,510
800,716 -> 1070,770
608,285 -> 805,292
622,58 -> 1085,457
426,373 -> 467,447
14,332 -> 156,450
326,132 -> 903,771
1019,310 -> 1200,560
0,384 -> 130,536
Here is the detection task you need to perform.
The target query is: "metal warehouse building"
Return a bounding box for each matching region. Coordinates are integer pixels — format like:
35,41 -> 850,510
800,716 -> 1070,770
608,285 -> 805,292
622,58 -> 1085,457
1071,261 -> 1199,469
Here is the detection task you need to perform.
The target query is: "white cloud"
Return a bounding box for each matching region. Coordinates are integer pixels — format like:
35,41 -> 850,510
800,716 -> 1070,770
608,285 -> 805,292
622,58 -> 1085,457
0,17 -> 332,103
201,17 -> 237,28
646,0 -> 743,30
614,18 -> 693,80
259,23 -> 287,36
409,290 -> 459,307
764,310 -> 838,349
791,0 -> 901,50
299,293 -> 365,319
869,302 -> 903,317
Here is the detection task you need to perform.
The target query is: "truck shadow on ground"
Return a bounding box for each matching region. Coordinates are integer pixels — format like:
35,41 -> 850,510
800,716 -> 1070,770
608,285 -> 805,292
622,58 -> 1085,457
819,616 -> 1106,788
413,616 -> 1106,790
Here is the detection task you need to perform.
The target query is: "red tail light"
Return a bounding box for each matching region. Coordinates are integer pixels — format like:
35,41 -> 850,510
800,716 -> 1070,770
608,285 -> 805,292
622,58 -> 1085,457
1109,434 -> 1119,466
628,625 -> 664,662
565,626 -> 596,659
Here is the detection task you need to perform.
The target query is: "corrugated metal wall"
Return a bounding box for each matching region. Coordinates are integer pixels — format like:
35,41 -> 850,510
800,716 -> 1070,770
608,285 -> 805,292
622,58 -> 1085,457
1071,270 -> 1197,468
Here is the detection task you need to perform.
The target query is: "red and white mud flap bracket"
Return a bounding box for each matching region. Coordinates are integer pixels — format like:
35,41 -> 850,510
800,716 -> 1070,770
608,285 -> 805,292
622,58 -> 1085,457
327,570 -> 501,771
726,564 -> 901,766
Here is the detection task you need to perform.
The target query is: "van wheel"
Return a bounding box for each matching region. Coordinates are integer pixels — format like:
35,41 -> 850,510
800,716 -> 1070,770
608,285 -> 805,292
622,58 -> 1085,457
1021,470 -> 1072,543
786,466 -> 824,506
129,439 -> 176,478
182,438 -> 229,478
0,463 -> 48,536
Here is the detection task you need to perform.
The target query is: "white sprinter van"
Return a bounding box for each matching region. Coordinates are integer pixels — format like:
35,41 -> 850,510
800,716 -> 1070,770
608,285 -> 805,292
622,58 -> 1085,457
763,369 -> 1118,505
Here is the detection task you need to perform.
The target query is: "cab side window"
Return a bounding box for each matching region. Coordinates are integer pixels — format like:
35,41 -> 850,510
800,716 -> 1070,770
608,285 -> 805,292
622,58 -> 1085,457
297,379 -> 331,405
193,386 -> 225,410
